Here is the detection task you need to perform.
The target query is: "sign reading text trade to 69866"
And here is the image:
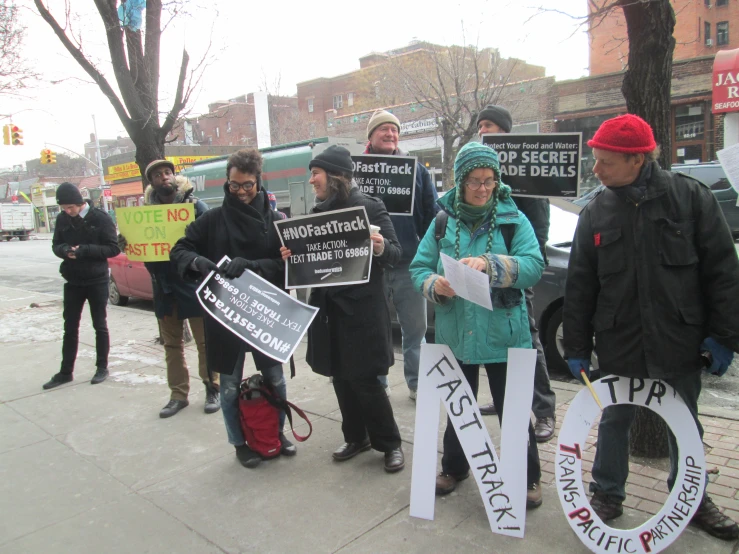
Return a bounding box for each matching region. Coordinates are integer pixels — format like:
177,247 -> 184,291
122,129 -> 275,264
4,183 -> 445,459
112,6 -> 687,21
351,154 -> 416,216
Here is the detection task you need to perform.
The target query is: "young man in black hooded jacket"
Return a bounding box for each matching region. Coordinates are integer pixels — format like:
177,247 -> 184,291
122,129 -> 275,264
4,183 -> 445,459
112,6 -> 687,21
44,182 -> 119,390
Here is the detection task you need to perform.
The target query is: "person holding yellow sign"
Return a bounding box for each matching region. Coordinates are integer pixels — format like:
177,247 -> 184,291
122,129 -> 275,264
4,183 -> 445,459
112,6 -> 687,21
118,159 -> 218,419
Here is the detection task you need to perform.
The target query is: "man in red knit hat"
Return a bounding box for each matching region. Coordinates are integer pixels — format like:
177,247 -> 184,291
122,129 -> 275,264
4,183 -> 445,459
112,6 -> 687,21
563,114 -> 739,540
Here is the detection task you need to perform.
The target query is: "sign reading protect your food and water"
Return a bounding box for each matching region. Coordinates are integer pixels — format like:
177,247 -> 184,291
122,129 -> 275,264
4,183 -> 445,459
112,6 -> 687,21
195,256 -> 318,363
115,204 -> 195,261
351,154 -> 416,215
481,133 -> 582,197
274,206 -> 373,289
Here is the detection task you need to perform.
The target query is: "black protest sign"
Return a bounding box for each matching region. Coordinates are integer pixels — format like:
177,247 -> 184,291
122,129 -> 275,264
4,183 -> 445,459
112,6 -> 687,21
275,207 -> 373,289
481,133 -> 582,197
196,256 -> 319,364
351,154 -> 416,215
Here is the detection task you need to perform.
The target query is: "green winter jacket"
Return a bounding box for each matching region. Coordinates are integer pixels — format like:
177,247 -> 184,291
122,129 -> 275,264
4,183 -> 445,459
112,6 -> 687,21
409,187 -> 545,364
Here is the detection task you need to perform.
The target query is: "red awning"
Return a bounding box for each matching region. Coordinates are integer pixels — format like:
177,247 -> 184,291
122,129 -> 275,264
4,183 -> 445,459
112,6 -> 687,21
712,48 -> 739,114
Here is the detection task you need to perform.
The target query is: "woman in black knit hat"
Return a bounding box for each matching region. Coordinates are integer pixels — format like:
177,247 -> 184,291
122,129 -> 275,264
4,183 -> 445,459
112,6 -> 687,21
280,145 -> 406,473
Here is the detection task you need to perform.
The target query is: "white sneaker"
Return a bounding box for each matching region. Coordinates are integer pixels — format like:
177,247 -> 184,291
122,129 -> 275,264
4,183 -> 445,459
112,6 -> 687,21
409,389 -> 417,401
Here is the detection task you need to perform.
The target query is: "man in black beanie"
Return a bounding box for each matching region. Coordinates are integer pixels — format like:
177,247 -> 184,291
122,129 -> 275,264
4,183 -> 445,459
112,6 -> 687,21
477,105 -> 558,443
44,182 -> 119,390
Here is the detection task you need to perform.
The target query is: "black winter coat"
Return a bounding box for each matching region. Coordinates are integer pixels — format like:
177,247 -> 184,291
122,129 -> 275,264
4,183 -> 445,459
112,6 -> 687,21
563,162 -> 739,379
306,187 -> 402,380
52,203 -> 119,285
170,185 -> 284,375
142,178 -> 209,320
513,196 -> 550,265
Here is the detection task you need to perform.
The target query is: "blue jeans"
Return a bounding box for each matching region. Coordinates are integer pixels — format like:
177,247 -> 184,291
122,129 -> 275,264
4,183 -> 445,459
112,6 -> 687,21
590,371 -> 705,501
220,347 -> 287,446
379,266 -> 426,391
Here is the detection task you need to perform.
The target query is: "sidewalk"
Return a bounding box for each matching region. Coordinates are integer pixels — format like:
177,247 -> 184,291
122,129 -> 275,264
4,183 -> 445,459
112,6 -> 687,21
0,284 -> 737,553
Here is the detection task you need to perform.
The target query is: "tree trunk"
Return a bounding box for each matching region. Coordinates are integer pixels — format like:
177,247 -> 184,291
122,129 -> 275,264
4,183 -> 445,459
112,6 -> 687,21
620,0 -> 676,169
629,407 -> 669,458
619,0 -> 676,460
441,128 -> 455,191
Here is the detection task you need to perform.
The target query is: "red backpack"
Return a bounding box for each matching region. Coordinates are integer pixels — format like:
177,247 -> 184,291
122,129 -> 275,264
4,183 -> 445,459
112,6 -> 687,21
238,374 -> 312,459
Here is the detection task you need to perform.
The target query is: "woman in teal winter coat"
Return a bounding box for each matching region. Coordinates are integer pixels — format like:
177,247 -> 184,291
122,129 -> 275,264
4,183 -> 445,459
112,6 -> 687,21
410,141 -> 545,507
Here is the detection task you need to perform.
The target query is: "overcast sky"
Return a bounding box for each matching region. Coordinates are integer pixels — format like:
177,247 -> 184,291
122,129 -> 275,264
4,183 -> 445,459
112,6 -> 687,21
1,0 -> 589,170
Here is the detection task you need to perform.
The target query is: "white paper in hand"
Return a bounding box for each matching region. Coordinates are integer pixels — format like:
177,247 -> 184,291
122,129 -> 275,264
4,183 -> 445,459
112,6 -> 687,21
440,252 -> 493,311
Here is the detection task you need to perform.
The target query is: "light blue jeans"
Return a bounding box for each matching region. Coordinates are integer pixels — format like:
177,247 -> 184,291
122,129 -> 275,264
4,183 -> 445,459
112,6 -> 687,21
220,347 -> 286,446
378,265 -> 426,391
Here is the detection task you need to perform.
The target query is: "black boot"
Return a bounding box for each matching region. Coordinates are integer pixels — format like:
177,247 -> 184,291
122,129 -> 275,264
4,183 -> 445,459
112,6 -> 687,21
204,385 -> 220,414
91,367 -> 109,385
43,372 -> 73,390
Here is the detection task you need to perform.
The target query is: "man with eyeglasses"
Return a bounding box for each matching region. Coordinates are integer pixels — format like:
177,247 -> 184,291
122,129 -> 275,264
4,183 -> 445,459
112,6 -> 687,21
118,159 -> 218,418
476,105 -> 558,443
171,149 -> 294,469
364,110 -> 439,400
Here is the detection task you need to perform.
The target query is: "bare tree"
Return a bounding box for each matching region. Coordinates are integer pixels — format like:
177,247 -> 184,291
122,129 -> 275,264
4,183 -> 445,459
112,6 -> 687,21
259,71 -> 313,146
33,0 -> 208,191
0,0 -> 37,96
387,42 -> 519,190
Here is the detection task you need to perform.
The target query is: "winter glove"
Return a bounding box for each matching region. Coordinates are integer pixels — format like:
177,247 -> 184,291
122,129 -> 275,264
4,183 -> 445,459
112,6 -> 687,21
117,233 -> 128,253
223,257 -> 259,279
701,337 -> 734,377
193,256 -> 219,276
567,358 -> 590,382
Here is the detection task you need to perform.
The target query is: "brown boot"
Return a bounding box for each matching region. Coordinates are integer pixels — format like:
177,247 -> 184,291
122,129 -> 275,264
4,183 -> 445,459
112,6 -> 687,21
435,471 -> 469,495
527,482 -> 543,510
691,496 -> 739,540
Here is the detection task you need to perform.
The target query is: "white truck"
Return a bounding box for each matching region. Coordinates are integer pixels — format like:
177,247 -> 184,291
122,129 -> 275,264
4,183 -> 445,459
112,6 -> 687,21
0,203 -> 35,241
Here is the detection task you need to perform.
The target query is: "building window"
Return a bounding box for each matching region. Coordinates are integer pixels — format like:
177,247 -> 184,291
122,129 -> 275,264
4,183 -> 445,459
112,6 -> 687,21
307,98 -> 313,113
675,104 -> 705,142
374,81 -> 380,99
227,121 -> 232,133
347,92 -> 354,107
216,127 -> 220,138
333,95 -> 343,109
716,0 -> 727,6
704,0 -> 710,6
717,21 -> 729,45
705,21 -> 711,44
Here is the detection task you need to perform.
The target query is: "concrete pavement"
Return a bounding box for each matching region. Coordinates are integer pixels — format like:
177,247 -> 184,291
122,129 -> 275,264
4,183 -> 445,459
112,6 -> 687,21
1,283 -> 738,553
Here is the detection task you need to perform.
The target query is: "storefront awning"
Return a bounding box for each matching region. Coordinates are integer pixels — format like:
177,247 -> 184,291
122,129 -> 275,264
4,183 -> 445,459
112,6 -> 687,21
712,48 -> 739,114
110,180 -> 144,197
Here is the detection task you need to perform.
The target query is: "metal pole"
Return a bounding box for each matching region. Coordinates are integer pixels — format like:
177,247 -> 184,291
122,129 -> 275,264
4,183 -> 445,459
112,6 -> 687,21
92,115 -> 108,212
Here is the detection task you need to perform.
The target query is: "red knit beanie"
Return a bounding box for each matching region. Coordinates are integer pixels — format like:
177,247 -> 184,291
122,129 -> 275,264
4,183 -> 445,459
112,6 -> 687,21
587,114 -> 657,154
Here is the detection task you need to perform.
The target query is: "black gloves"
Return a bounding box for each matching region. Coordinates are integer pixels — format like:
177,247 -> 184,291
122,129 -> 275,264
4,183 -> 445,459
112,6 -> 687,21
194,256 -> 219,276
117,233 -> 127,253
223,257 -> 259,279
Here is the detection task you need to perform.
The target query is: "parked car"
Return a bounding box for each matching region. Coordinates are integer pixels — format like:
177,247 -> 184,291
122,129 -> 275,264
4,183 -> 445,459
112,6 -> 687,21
108,253 -> 153,305
671,161 -> 739,237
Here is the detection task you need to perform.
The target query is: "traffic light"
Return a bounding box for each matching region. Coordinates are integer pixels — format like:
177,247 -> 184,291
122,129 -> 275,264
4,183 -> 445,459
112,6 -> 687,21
2,125 -> 10,145
40,149 -> 56,164
10,125 -> 22,145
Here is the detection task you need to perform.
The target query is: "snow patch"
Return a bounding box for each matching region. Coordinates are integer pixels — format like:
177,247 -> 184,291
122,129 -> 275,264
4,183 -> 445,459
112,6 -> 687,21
78,345 -> 162,365
0,309 -> 63,343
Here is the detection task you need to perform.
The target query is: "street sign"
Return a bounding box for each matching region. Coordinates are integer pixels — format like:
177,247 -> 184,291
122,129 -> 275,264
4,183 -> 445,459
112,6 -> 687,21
103,189 -> 112,198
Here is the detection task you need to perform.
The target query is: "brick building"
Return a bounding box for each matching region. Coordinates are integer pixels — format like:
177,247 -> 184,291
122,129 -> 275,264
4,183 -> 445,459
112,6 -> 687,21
589,0 -> 739,75
169,93 -> 306,148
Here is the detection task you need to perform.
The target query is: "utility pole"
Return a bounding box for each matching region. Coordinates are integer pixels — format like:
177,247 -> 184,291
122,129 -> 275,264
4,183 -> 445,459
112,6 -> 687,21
92,115 -> 108,213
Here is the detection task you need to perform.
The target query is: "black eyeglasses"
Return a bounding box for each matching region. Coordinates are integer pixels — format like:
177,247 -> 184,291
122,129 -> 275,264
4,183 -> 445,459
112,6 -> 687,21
464,178 -> 497,190
228,180 -> 257,192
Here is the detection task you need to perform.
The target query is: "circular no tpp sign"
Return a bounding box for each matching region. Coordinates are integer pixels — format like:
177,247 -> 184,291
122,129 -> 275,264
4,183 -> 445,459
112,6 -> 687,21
556,377 -> 705,554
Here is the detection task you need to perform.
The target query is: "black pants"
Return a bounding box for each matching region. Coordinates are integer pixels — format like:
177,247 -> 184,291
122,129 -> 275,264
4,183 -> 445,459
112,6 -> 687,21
442,361 -> 541,486
61,281 -> 110,374
332,376 -> 401,453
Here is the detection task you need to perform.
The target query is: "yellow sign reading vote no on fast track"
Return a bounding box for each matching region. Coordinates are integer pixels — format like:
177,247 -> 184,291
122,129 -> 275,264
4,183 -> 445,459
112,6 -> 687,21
116,204 -> 195,262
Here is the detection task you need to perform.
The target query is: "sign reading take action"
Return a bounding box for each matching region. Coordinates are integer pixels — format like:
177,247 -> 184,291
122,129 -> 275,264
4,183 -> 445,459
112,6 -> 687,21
196,256 -> 318,363
481,133 -> 582,197
116,204 -> 195,261
275,207 -> 373,289
351,154 -> 416,215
